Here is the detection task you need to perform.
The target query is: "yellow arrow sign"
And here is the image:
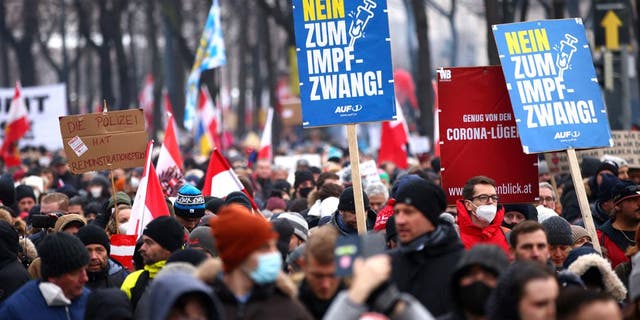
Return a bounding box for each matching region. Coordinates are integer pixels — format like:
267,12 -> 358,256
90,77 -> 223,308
600,10 -> 622,50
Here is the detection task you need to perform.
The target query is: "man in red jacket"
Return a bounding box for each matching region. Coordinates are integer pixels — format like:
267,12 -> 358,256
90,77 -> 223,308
456,176 -> 510,255
597,181 -> 640,268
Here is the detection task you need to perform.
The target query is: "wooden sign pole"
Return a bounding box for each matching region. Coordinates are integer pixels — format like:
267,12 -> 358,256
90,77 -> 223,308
566,148 -> 602,254
346,124 -> 367,235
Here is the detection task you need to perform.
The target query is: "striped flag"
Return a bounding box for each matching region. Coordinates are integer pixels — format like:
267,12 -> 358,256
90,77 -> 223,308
257,108 -> 274,162
109,234 -> 137,271
202,148 -> 258,210
139,74 -> 154,131
1,81 -> 29,167
156,113 -> 185,197
184,0 -> 226,130
194,87 -> 222,156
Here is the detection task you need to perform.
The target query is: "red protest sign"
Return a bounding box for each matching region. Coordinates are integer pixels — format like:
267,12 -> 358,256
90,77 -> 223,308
437,66 -> 538,204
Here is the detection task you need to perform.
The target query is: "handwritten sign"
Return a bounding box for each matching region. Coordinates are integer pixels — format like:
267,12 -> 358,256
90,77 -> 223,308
59,109 -> 148,173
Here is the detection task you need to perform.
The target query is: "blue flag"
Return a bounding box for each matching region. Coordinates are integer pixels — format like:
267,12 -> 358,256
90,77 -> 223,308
185,0 -> 226,130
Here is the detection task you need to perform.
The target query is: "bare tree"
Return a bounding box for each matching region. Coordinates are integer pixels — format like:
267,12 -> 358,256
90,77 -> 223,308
0,0 -> 39,85
411,0 -> 435,137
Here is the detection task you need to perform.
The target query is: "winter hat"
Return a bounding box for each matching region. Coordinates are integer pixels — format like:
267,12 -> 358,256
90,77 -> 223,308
224,191 -> 252,210
0,174 -> 16,207
601,155 -> 628,170
210,204 -> 278,272
630,253 -> 640,301
0,220 -> 19,260
76,225 -> 111,254
597,173 -> 621,202
15,184 -> 36,203
188,226 -> 217,256
595,160 -> 619,177
174,185 -> 206,218
294,170 -> 315,189
38,232 -> 90,280
167,248 -> 208,266
204,197 -> 224,215
84,288 -> 132,320
612,181 -> 640,205
53,214 -> 87,232
338,186 -> 370,212
266,197 -> 287,212
570,225 -> 591,244
536,205 -> 558,223
272,179 -> 292,196
580,156 -> 601,177
542,216 -> 573,246
143,216 -> 185,253
503,204 -> 538,221
276,212 -> 309,241
105,192 -> 132,213
394,177 -> 447,225
272,219 -> 294,264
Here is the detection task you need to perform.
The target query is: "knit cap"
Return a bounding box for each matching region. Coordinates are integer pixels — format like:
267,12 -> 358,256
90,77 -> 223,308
542,216 -> 573,246
188,226 -> 217,256
394,177 -> 447,225
204,197 -> 224,215
597,173 -> 620,202
38,232 -> 90,280
596,160 -> 619,177
210,204 -> 278,272
174,185 -> 206,218
294,170 -> 315,189
276,212 -> 309,241
143,216 -> 185,252
105,192 -> 132,213
570,225 -> 591,244
166,248 -> 208,266
15,184 -> 36,203
338,186 -> 370,212
224,191 -> 252,210
266,197 -> 287,212
76,225 -> 111,254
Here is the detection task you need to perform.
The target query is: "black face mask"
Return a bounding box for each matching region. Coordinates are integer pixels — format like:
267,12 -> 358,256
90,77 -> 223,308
298,187 -> 313,198
458,281 -> 492,316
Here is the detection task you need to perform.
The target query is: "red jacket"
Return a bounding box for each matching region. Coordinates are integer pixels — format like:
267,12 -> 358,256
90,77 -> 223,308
455,200 -> 510,256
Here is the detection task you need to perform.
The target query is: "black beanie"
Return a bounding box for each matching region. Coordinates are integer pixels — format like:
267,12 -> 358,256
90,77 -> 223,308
76,225 -> 111,254
542,216 -> 573,246
597,173 -> 620,202
224,191 -> 252,210
394,178 -> 447,225
166,248 -> 208,266
596,160 -> 619,178
294,170 -> 314,189
204,197 -> 224,215
338,186 -> 370,212
143,216 -> 184,252
38,232 -> 90,280
15,185 -> 36,202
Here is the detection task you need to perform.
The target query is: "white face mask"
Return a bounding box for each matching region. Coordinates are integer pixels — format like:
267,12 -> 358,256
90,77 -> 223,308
130,177 -> 140,189
90,187 -> 102,198
474,204 -> 497,223
118,221 -> 130,234
39,157 -> 51,167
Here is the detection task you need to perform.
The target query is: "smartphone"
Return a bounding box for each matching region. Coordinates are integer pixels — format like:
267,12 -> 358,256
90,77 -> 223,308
334,233 -> 386,277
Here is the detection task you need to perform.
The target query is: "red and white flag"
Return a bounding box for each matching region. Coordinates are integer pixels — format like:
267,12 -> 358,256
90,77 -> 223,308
378,101 -> 409,169
162,89 -> 175,124
139,74 -> 154,130
195,86 -> 222,156
156,113 -> 185,197
257,107 -> 274,162
109,234 -> 137,271
1,81 -> 29,167
202,148 -> 258,209
127,141 -> 171,236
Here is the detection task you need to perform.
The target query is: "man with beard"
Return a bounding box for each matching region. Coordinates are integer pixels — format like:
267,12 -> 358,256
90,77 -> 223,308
438,245 -> 509,320
120,216 -> 184,311
598,181 -> 640,268
76,225 -> 128,289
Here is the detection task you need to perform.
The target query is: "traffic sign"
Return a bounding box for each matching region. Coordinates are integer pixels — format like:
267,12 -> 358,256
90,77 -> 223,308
594,0 -> 629,51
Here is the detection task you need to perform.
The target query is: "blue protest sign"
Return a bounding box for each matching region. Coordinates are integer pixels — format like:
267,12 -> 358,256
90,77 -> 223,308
492,19 -> 613,153
292,0 -> 396,127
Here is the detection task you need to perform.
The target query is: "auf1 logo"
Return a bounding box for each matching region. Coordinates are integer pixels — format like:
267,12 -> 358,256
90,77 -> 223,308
334,104 -> 363,113
553,130 -> 581,139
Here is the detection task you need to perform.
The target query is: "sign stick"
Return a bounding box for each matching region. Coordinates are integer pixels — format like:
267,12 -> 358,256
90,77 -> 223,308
110,168 -> 120,234
346,124 -> 367,235
566,148 -> 602,254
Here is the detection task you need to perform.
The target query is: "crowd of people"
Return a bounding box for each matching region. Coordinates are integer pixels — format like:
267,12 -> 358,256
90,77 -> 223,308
0,146 -> 640,320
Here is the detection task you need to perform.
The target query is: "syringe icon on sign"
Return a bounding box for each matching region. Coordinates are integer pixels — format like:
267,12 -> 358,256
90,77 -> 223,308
555,34 -> 577,81
348,0 -> 377,49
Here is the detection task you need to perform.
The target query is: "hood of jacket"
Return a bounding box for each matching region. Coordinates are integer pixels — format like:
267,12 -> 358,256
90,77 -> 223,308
567,253 -> 627,301
147,272 -> 219,320
0,221 -> 19,268
84,288 -> 132,320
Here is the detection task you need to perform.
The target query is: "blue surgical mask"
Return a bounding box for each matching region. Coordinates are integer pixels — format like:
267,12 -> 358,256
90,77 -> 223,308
249,252 -> 282,284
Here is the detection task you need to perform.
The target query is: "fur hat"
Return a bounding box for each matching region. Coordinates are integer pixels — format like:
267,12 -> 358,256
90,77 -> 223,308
174,185 -> 206,218
38,232 -> 89,280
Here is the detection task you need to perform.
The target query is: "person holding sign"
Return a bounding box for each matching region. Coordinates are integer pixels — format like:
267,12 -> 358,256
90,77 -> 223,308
455,176 -> 510,256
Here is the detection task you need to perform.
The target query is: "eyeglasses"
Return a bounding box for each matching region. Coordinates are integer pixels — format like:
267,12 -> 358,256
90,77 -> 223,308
539,196 -> 555,203
471,195 -> 499,203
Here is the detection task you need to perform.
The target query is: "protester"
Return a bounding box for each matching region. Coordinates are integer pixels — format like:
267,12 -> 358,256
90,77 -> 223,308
456,176 -> 510,255
0,232 -> 90,319
598,181 -> 640,268
556,287 -> 622,320
563,246 -> 627,301
173,184 -> 206,232
365,181 -> 389,213
390,175 -> 463,316
538,182 -> 557,211
0,220 -> 30,302
145,272 -> 222,320
440,244 -> 510,320
323,254 -> 435,320
323,186 -> 376,235
15,184 -> 37,214
298,226 -> 344,319
570,225 -> 592,248
305,182 -> 342,228
602,154 -> 630,181
53,213 -> 86,235
502,203 -> 538,229
76,225 -> 129,289
509,220 -> 550,265
188,226 -> 217,257
586,173 -> 619,228
542,216 -> 573,270
275,211 -> 309,252
293,170 -> 315,200
207,204 -> 312,319
84,288 -> 132,320
121,216 -> 185,310
487,261 -> 559,320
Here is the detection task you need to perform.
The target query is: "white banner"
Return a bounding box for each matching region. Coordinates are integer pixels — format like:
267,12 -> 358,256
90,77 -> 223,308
0,84 -> 67,149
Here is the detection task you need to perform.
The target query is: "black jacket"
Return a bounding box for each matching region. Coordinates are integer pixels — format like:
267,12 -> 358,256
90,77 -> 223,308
0,221 -> 29,302
389,221 -> 464,317
86,259 -> 129,290
298,278 -> 345,320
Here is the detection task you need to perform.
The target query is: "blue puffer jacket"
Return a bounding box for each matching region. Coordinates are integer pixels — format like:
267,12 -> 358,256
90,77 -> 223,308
0,280 -> 90,320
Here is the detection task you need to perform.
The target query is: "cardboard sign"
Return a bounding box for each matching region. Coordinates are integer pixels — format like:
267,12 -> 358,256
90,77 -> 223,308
545,130 -> 640,175
291,0 -> 396,127
0,84 -> 67,149
59,109 -> 148,173
438,66 -> 538,204
492,19 -> 613,153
